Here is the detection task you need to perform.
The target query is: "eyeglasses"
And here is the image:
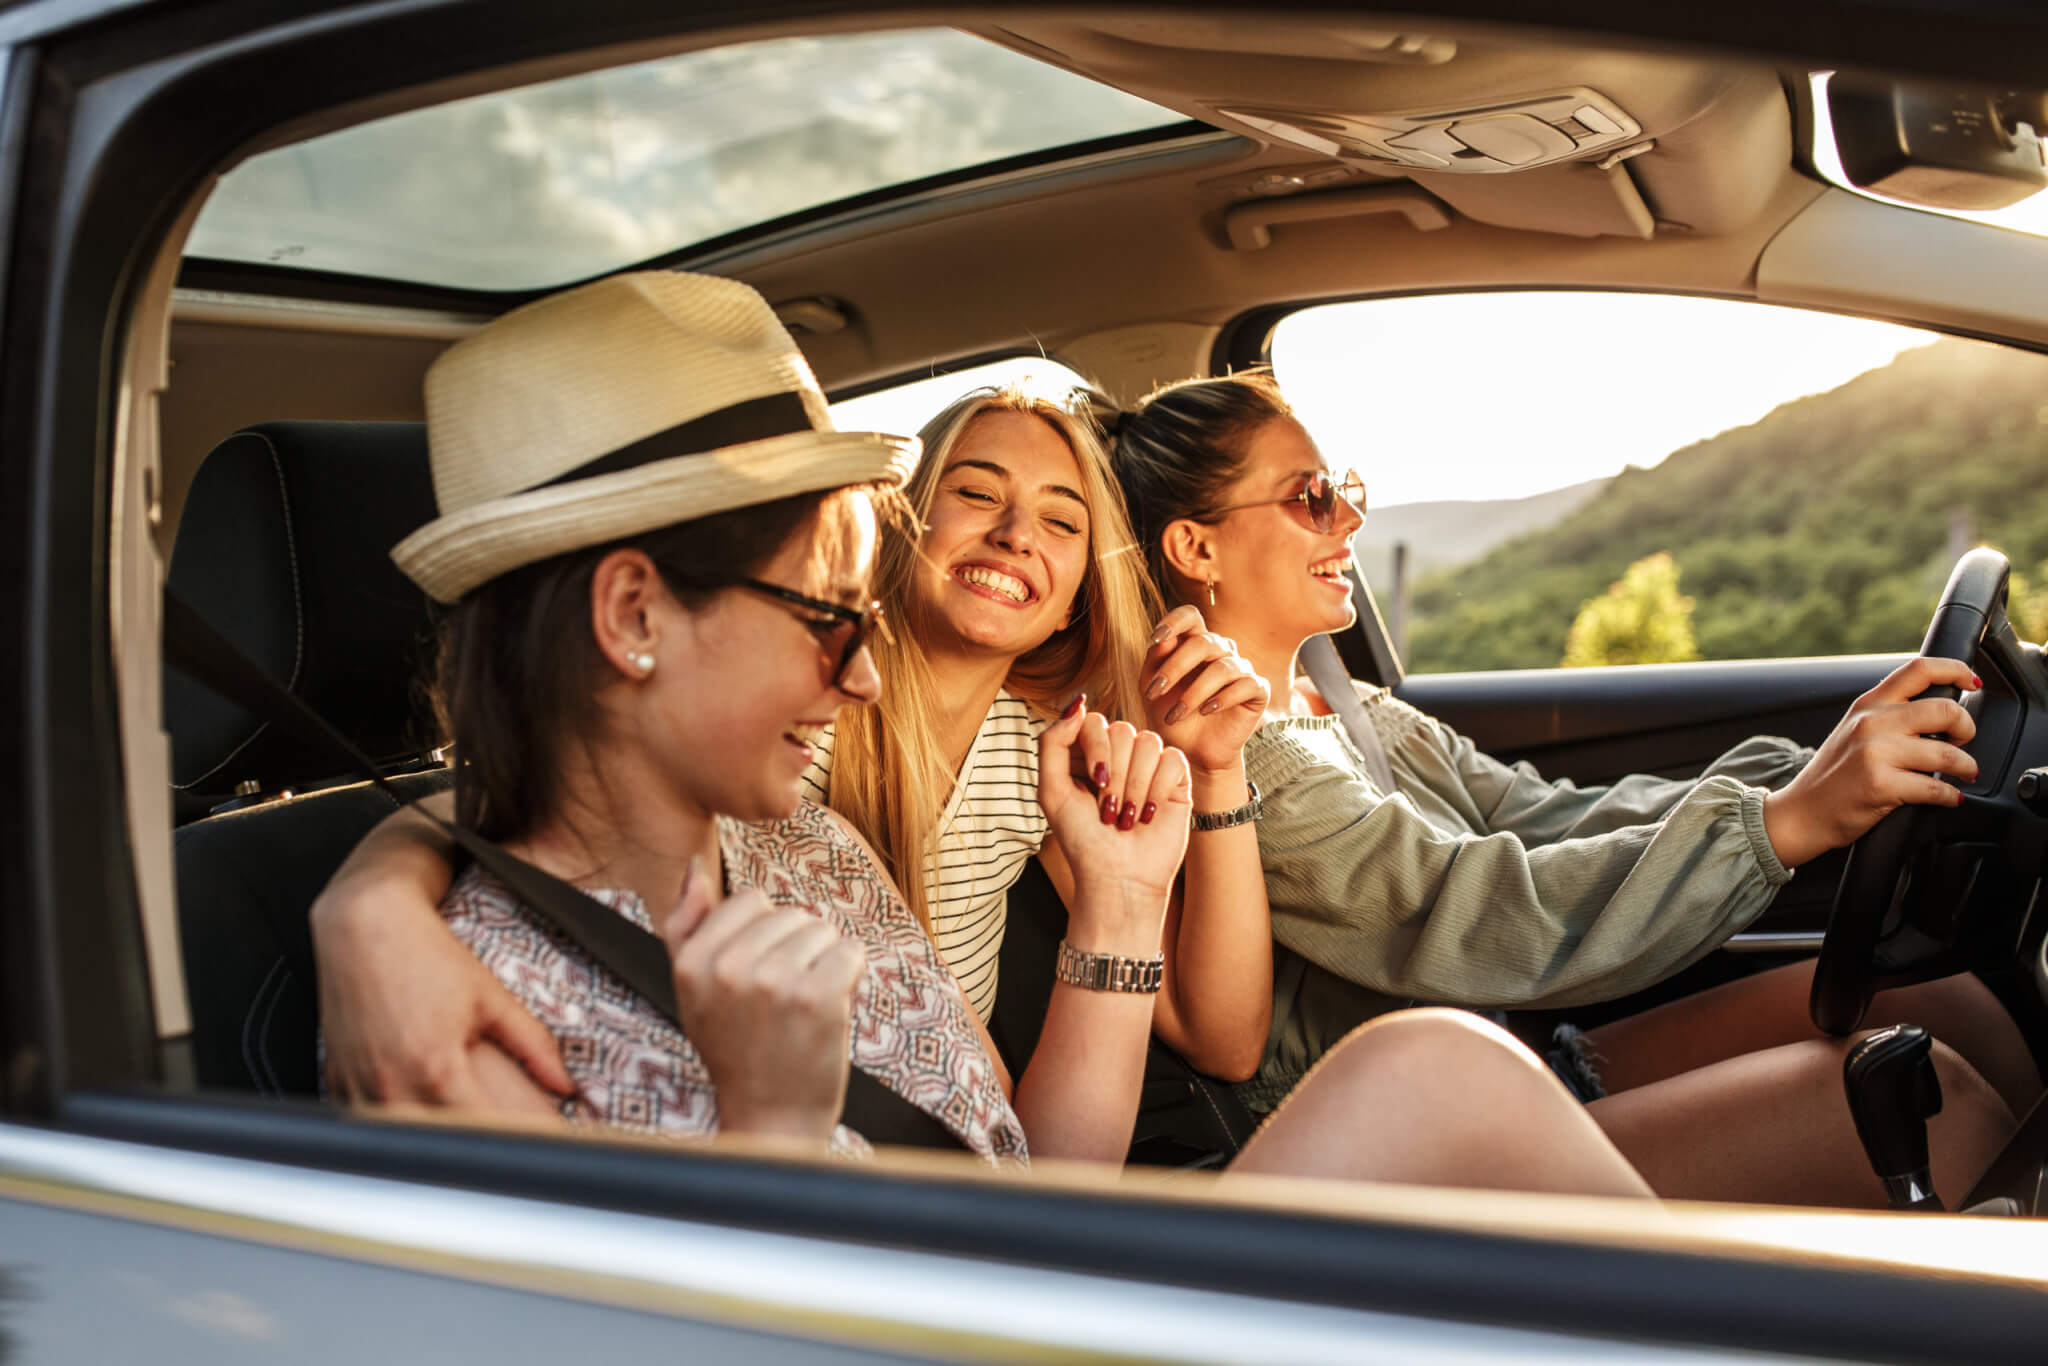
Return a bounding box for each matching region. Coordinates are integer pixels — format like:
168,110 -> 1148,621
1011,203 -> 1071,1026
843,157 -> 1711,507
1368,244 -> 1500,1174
1209,469 -> 1367,534
730,578 -> 888,689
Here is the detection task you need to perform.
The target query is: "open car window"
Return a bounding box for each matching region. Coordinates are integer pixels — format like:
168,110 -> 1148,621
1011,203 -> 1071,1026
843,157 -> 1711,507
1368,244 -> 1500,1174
183,28 -> 1189,292
829,355 -> 1097,435
1271,292 -> 2048,674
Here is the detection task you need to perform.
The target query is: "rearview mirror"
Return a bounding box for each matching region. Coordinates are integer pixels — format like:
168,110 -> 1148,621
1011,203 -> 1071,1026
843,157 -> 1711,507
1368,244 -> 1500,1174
1828,78 -> 2048,210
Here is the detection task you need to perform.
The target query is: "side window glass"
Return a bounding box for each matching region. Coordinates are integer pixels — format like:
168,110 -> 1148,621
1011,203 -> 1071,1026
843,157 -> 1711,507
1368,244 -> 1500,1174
829,355 -> 1095,436
1271,292 -> 2048,673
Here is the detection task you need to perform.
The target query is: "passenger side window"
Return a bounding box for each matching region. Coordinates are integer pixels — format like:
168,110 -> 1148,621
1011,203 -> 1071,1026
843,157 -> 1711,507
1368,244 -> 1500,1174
829,355 -> 1096,435
1270,292 -> 2048,674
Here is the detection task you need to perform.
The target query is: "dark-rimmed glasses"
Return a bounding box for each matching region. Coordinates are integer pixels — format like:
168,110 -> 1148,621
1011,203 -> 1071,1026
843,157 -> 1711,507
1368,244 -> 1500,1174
731,578 -> 888,688
1209,468 -> 1367,534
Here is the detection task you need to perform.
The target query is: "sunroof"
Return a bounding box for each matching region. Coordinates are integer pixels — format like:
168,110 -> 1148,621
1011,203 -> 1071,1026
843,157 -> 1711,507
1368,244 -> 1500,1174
184,29 -> 1191,293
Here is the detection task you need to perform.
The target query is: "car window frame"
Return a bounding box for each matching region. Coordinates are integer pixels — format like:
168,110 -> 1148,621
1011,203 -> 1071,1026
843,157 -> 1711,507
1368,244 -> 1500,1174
1227,284 -> 2048,682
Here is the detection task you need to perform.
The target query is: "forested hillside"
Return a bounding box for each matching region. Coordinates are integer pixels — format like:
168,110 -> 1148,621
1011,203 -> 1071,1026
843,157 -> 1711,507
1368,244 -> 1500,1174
1405,339 -> 2048,674
1356,476 -> 1611,596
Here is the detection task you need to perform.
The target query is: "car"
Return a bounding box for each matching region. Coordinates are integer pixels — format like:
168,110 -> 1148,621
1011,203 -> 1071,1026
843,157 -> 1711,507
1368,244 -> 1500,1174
9,0 -> 2048,1361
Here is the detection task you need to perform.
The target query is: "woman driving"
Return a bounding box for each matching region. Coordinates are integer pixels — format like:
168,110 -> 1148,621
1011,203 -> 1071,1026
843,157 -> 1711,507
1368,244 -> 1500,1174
1109,368 -> 2029,1205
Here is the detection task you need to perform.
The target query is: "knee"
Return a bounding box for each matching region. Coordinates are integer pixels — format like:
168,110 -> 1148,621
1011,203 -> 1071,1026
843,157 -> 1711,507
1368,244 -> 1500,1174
1318,1008 -> 1545,1090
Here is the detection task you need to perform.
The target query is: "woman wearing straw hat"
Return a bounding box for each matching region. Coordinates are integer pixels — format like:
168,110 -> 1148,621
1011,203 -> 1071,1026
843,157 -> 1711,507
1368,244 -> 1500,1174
341,267 -> 1662,1192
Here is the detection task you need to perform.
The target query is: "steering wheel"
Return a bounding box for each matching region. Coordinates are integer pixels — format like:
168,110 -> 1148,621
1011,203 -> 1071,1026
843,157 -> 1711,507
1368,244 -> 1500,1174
1809,547 -> 2019,1035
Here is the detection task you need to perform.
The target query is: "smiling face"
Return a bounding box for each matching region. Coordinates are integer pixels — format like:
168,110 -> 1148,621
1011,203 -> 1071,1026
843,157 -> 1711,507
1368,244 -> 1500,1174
1198,417 -> 1364,655
907,410 -> 1094,666
630,492 -> 882,823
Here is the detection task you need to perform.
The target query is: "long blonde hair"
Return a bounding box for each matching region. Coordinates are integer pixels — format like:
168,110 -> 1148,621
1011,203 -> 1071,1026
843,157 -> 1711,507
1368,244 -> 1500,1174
828,385 -> 1160,931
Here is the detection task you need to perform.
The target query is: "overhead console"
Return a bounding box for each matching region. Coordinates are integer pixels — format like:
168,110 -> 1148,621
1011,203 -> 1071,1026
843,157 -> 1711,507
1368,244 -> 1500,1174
984,18 -> 1791,240
1214,88 -> 1645,175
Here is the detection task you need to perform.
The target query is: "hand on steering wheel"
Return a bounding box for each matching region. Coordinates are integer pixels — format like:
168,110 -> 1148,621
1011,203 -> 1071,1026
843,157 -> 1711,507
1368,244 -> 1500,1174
1810,547 -> 2020,1035
1763,656 -> 1980,870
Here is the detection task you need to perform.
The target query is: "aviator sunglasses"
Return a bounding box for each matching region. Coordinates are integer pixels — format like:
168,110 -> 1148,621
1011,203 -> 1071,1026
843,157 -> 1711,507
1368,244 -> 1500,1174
1210,468 -> 1368,534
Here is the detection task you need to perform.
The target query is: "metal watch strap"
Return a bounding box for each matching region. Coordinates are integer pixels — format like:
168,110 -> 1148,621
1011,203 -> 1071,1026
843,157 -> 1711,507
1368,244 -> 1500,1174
1054,940 -> 1165,994
1191,778 -> 1262,832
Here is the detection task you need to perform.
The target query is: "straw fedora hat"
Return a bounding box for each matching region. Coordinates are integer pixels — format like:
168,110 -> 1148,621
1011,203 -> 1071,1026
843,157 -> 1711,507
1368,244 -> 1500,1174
392,270 -> 918,602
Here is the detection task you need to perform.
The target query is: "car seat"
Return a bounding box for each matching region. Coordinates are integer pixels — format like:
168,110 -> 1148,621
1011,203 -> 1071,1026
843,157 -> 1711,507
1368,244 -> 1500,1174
993,860 -> 1260,1167
166,421 -> 448,1097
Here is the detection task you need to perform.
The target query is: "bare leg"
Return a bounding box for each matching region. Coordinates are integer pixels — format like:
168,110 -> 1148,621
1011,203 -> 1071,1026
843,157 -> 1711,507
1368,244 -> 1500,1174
1229,1009 -> 1653,1199
1589,1033 -> 2013,1208
1584,961 -> 2041,1115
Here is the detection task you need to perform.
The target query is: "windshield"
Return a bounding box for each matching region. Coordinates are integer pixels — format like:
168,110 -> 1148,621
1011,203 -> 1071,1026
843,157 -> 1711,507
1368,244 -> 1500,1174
186,29 -> 1191,291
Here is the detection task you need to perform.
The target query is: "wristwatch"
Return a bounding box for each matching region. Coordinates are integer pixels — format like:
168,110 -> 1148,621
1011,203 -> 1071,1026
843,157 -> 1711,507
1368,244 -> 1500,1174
1055,939 -> 1165,993
1191,778 -> 1262,831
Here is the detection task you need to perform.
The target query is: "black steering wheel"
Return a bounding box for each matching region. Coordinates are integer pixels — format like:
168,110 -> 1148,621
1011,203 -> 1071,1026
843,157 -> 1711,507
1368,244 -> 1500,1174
1810,547 -> 2022,1035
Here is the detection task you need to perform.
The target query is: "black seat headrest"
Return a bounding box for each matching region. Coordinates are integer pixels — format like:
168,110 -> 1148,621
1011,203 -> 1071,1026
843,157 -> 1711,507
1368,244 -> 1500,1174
166,421 -> 440,796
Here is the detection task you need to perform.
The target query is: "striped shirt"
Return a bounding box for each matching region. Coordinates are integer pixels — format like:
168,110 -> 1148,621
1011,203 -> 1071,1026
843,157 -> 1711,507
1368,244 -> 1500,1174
800,691 -> 1049,1021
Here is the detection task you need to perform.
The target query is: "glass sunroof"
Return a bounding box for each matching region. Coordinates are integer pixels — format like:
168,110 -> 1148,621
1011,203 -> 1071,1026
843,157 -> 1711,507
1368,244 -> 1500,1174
185,29 -> 1192,292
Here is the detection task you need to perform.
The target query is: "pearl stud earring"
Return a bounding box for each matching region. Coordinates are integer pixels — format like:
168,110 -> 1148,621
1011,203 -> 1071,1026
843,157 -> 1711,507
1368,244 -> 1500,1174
627,650 -> 656,675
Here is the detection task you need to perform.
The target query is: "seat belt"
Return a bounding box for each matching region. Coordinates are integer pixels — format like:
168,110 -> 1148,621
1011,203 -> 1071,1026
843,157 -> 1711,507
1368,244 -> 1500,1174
161,589 -> 966,1153
1299,633 -> 1399,795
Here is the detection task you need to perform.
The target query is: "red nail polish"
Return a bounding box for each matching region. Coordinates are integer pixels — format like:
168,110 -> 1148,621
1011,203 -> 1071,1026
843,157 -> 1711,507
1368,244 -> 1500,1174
1164,703 -> 1186,725
1101,793 -> 1119,823
1139,802 -> 1157,825
1972,674 -> 1983,689
1063,692 -> 1086,718
1117,801 -> 1137,831
1092,762 -> 1110,788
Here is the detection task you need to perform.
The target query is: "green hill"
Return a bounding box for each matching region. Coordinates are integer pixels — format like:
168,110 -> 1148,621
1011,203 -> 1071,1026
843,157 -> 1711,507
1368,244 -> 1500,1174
1356,477 -> 1612,599
1405,338 -> 2048,674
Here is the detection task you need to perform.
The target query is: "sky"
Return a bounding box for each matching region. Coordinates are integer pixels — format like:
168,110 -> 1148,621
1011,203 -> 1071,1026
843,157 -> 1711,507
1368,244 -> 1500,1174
1269,292 -> 1938,508
827,295 -> 1943,511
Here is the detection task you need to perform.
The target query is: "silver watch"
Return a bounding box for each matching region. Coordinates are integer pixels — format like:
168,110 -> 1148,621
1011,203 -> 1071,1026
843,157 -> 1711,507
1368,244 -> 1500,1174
1054,940 -> 1165,994
1191,778 -> 1262,831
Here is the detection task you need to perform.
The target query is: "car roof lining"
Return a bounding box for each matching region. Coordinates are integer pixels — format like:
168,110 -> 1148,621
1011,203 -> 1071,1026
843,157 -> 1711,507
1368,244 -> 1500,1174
150,10 -> 2048,637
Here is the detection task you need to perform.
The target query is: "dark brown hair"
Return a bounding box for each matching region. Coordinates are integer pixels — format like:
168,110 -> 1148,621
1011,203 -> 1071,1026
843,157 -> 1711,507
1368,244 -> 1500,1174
436,488 -> 859,842
1108,369 -> 1293,600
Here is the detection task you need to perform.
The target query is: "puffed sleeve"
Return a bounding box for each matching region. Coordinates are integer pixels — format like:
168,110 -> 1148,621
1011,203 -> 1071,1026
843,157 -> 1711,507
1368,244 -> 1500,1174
1245,723 -> 1794,1010
1400,697 -> 1813,846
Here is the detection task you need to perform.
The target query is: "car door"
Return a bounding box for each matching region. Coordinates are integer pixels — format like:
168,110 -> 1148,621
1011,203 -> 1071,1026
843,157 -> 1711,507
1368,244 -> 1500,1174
10,3 -> 2048,1363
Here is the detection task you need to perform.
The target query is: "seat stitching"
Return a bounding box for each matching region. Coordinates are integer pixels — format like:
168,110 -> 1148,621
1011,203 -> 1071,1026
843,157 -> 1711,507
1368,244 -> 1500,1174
241,956 -> 289,1094
175,430 -> 307,790
1189,1073 -> 1242,1155
253,962 -> 296,1097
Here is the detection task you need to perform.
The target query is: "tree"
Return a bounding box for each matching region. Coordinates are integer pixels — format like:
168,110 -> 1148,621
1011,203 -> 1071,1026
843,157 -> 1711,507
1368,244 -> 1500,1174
1562,552 -> 1701,668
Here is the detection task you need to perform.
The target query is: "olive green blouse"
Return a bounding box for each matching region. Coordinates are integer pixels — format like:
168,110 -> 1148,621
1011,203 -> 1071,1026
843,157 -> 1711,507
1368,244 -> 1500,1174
1237,688 -> 1811,1113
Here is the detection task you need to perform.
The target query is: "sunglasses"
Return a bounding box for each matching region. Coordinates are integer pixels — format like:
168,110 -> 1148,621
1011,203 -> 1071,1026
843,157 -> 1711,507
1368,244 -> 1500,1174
731,578 -> 888,689
1210,468 -> 1368,534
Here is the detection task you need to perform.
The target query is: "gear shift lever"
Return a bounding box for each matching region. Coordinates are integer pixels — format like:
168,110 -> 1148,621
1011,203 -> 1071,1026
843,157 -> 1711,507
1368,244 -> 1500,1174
1843,1023 -> 1945,1211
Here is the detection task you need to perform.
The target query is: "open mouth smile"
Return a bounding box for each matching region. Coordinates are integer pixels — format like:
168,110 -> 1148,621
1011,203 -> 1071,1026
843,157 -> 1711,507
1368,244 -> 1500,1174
953,563 -> 1036,605
1310,556 -> 1349,587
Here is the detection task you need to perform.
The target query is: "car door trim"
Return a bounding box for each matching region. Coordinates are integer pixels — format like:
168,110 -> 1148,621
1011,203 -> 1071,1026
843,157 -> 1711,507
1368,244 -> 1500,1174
0,1122 -> 1797,1366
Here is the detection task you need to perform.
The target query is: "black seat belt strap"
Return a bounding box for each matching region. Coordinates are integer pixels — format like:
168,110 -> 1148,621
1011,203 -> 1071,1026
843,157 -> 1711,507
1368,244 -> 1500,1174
1299,632 -> 1399,794
161,589 -> 964,1152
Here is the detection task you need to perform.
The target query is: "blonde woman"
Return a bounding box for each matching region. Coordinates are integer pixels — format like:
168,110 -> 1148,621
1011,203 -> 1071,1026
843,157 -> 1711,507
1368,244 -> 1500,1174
313,384 -> 1277,1141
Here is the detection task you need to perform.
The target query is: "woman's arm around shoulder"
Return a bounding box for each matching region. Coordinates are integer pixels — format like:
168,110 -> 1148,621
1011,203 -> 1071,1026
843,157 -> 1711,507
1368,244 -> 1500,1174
311,791 -> 572,1105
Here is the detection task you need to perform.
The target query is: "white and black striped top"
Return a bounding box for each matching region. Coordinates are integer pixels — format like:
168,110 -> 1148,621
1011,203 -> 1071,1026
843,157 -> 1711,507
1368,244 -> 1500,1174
800,691 -> 1049,1021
